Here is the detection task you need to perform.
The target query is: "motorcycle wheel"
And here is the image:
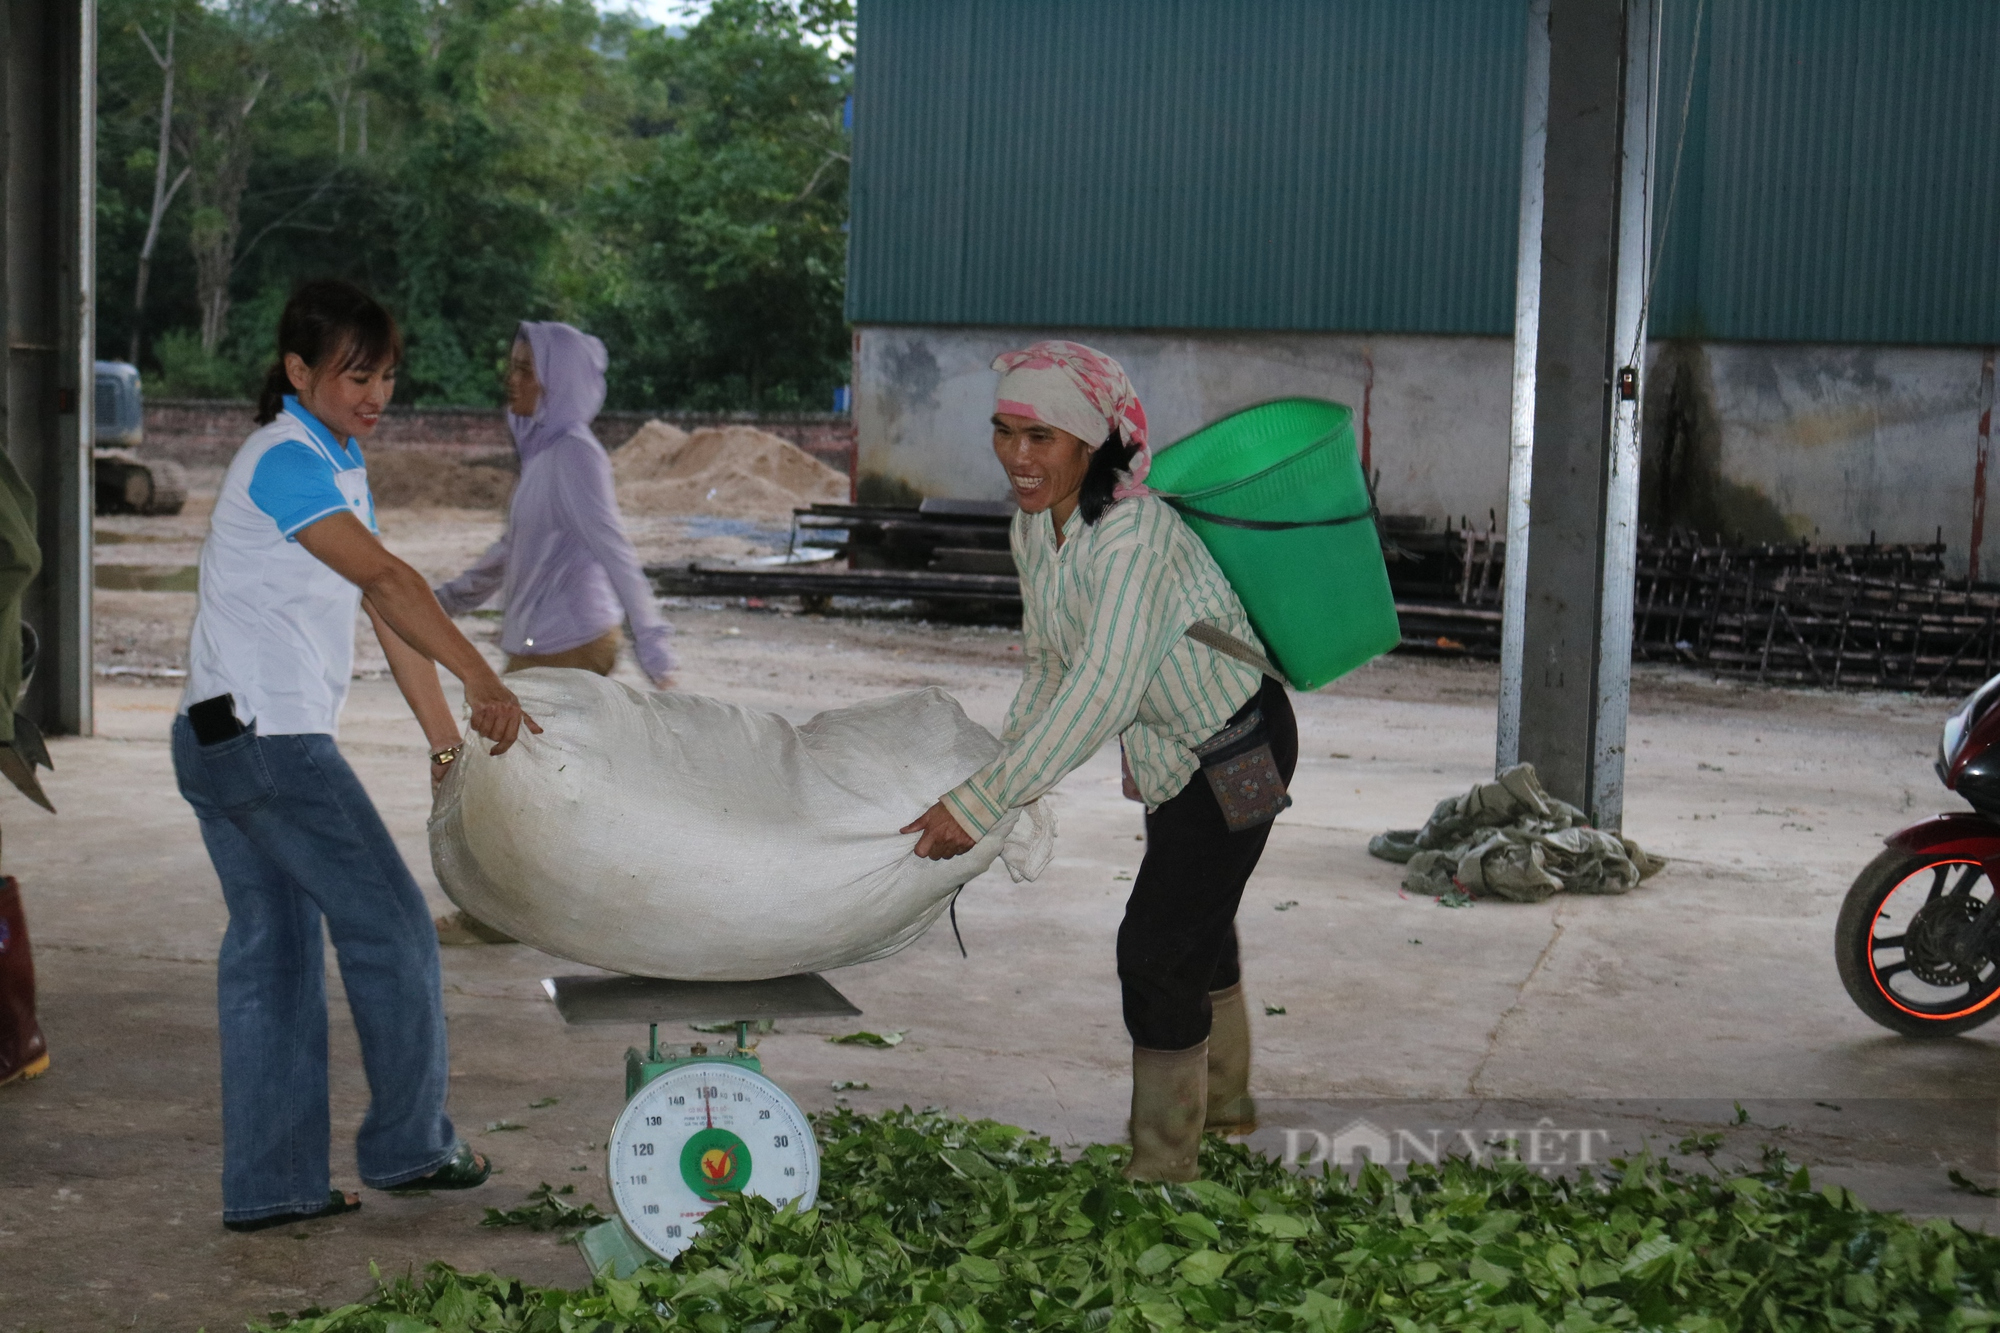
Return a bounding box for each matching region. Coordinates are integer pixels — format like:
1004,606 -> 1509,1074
1836,847 -> 2000,1037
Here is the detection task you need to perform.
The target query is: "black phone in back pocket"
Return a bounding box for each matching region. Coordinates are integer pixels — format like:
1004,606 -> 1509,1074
189,694 -> 247,746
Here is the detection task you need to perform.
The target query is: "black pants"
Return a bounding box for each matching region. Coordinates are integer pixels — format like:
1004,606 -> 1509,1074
1117,675 -> 1299,1051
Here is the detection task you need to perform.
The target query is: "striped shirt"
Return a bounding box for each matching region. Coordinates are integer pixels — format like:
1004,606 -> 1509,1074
941,496 -> 1265,840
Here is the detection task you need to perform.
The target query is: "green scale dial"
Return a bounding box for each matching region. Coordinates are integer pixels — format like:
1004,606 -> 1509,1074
607,1025 -> 819,1262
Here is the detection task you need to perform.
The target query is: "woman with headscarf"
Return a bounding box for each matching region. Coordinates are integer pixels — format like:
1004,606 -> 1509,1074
901,341 -> 1298,1183
432,321 -> 678,944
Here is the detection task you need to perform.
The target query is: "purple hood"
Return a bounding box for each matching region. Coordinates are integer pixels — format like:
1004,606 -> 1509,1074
510,321 -> 609,465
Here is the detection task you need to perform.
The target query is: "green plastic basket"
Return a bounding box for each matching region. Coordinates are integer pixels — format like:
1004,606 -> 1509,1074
1148,398 -> 1400,691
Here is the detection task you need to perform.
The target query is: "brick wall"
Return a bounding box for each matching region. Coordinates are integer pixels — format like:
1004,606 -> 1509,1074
141,400 -> 859,477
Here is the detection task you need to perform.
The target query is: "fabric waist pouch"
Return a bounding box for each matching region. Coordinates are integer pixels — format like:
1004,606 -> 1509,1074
1192,706 -> 1291,833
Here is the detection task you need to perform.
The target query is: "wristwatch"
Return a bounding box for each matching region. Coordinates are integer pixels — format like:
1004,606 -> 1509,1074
430,743 -> 464,767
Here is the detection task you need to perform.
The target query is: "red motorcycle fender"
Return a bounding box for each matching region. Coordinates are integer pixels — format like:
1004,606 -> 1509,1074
1885,814 -> 2000,875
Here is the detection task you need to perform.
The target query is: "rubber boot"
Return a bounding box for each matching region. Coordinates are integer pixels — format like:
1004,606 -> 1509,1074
1124,1042 -> 1207,1183
1205,982 -> 1256,1135
0,878 -> 49,1088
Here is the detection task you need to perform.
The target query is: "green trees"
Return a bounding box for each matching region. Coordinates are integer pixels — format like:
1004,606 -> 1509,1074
588,0 -> 853,411
95,0 -> 853,411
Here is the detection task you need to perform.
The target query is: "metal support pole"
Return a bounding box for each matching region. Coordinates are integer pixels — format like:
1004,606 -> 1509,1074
1501,0 -> 1659,830
1496,0 -> 1551,771
1592,0 -> 1658,830
1,0 -> 96,736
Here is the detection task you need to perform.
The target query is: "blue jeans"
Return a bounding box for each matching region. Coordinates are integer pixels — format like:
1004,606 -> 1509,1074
172,717 -> 458,1222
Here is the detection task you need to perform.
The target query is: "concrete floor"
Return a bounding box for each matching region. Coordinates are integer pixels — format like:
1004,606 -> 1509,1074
4,604 -> 1999,1332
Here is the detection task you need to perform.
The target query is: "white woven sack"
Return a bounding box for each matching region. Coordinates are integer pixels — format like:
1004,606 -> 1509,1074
428,669 -> 1053,980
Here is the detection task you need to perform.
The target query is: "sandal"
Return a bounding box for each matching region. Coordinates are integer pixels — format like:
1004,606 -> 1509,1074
384,1143 -> 491,1192
224,1190 -> 361,1233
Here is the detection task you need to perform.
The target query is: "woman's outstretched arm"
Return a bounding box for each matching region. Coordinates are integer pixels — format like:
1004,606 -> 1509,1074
366,597 -> 461,784
434,532 -> 511,615
297,511 -> 540,752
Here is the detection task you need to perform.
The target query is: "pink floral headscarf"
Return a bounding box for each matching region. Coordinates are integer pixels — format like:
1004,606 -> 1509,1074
992,340 -> 1151,500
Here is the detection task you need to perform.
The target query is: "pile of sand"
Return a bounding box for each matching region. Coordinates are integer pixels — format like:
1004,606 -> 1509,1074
369,450 -> 517,510
366,422 -> 848,521
612,421 -> 848,522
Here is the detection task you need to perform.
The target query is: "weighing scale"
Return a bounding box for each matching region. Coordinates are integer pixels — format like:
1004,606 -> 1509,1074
541,972 -> 862,1277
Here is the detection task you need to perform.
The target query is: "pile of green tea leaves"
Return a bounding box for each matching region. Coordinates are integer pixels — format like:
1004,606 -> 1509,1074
261,1108 -> 2000,1331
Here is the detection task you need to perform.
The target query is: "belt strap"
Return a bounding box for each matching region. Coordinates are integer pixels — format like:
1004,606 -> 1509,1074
1183,620 -> 1285,684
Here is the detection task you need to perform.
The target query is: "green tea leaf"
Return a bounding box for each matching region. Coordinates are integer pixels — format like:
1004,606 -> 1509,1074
1178,1180 -> 1242,1213
939,1147 -> 999,1180
1578,1259 -> 1623,1289
1952,1168 -> 2000,1198
479,1182 -> 608,1233
1251,1211 -> 1311,1239
829,1030 -> 905,1047
949,1254 -> 1004,1285
1176,1249 -> 1232,1286
1620,1233 -> 1677,1274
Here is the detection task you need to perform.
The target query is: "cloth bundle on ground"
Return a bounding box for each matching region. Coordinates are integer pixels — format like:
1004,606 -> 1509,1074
428,669 -> 1053,980
1367,763 -> 1665,902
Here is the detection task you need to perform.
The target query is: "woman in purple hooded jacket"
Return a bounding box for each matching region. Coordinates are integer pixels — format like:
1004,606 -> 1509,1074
432,320 -> 676,943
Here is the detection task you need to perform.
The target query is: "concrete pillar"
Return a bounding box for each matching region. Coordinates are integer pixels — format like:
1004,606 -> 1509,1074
2,0 -> 96,736
1499,0 -> 1658,830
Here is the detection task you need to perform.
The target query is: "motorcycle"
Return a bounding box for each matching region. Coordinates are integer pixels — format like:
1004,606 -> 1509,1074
1837,672 -> 2000,1036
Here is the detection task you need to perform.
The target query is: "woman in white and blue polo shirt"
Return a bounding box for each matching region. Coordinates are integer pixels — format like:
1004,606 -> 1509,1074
175,280 -> 537,1232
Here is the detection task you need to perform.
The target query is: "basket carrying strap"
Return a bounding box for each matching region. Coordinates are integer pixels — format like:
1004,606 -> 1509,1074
1184,620 -> 1286,684
1165,501 -> 1378,532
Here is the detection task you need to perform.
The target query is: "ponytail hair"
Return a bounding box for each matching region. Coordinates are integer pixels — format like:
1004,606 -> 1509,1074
1079,428 -> 1139,526
254,279 -> 404,424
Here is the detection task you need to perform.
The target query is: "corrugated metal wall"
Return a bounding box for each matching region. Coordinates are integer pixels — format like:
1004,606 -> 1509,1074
849,0 -> 2000,347
846,0 -> 1527,334
1649,0 -> 2000,344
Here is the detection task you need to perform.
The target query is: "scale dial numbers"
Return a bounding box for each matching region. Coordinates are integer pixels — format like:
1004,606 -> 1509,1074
606,1062 -> 819,1261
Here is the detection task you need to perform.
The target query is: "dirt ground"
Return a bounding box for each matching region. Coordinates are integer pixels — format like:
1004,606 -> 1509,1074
5,489 -> 1999,1331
